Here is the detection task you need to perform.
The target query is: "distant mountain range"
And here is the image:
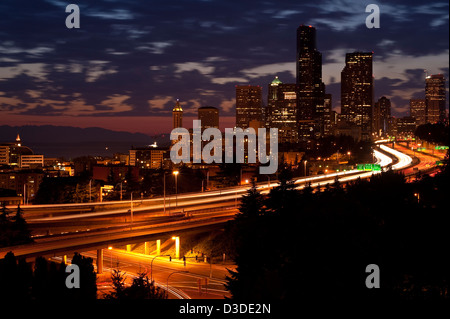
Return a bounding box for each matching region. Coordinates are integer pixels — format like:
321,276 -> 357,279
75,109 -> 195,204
0,125 -> 170,158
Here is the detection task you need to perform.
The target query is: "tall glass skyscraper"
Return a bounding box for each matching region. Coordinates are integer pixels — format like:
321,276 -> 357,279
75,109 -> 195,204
341,52 -> 374,140
296,25 -> 325,141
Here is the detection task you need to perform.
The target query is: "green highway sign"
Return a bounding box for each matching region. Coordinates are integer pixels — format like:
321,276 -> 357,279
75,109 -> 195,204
357,163 -> 381,171
435,146 -> 449,150
436,161 -> 444,166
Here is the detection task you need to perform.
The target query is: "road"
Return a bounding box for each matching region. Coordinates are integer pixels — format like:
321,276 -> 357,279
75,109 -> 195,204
78,248 -> 234,299
395,142 -> 445,178
0,208 -> 236,259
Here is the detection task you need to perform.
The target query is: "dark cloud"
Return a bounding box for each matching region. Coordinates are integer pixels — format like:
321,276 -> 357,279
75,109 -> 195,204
0,0 -> 448,127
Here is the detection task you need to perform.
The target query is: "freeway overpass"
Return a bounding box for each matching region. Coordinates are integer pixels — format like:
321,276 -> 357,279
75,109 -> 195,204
0,142 -> 418,262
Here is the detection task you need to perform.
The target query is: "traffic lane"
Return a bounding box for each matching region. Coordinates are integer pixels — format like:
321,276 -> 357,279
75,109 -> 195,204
396,143 -> 443,175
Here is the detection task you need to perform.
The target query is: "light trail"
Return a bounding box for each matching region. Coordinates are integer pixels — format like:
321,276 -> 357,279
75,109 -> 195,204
22,141 -> 411,223
379,144 -> 412,170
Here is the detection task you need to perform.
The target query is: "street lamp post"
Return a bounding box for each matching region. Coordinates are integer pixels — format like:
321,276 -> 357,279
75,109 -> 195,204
173,170 -> 179,207
150,254 -> 172,282
163,172 -> 167,215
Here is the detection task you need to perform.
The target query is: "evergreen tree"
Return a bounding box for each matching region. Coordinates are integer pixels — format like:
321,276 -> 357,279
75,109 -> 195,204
236,179 -> 266,219
225,169 -> 450,300
11,205 -> 33,245
124,272 -> 167,299
70,252 -> 97,299
104,269 -> 127,300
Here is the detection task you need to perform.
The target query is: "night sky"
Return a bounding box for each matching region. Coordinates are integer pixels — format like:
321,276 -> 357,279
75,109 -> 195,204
0,0 -> 448,135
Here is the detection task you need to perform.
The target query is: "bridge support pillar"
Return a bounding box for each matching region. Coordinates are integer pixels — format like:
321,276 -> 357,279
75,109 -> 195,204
97,249 -> 103,274
63,255 -> 67,264
144,241 -> 150,255
172,236 -> 180,259
126,244 -> 131,252
156,240 -> 161,256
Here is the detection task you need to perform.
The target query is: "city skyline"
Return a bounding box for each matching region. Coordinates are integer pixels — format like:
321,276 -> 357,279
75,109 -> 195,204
0,0 -> 448,136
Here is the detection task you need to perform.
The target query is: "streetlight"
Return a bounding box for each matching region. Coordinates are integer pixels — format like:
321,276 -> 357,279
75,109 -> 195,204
304,160 -> 308,176
163,172 -> 166,215
173,170 -> 179,207
150,254 -> 172,282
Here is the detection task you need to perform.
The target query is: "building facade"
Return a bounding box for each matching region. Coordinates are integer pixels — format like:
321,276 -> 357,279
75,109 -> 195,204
373,96 -> 391,137
341,52 -> 374,140
410,99 -> 426,127
396,116 -> 416,137
129,147 -> 167,169
267,76 -> 298,144
425,74 -> 446,123
235,85 -> 263,129
198,106 -> 219,131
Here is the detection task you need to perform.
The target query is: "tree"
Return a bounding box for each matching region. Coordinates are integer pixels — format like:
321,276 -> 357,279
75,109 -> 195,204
11,205 -> 33,245
104,270 -> 167,299
104,269 -> 127,300
0,205 -> 33,247
124,272 -> 167,299
265,165 -> 299,216
237,179 -> 266,219
225,169 -> 450,300
70,252 -> 97,299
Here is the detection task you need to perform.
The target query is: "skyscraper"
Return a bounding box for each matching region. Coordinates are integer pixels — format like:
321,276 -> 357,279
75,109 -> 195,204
198,106 -> 219,131
296,25 -> 325,140
341,52 -> 374,140
425,74 -> 446,123
235,85 -> 262,129
410,99 -> 426,127
373,96 -> 391,137
172,99 -> 183,129
267,76 -> 298,144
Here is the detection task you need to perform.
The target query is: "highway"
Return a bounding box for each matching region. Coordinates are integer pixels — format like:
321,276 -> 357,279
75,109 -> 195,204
395,142 -> 445,178
0,208 -> 235,259
17,142 -> 410,224
1,142 -> 415,259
